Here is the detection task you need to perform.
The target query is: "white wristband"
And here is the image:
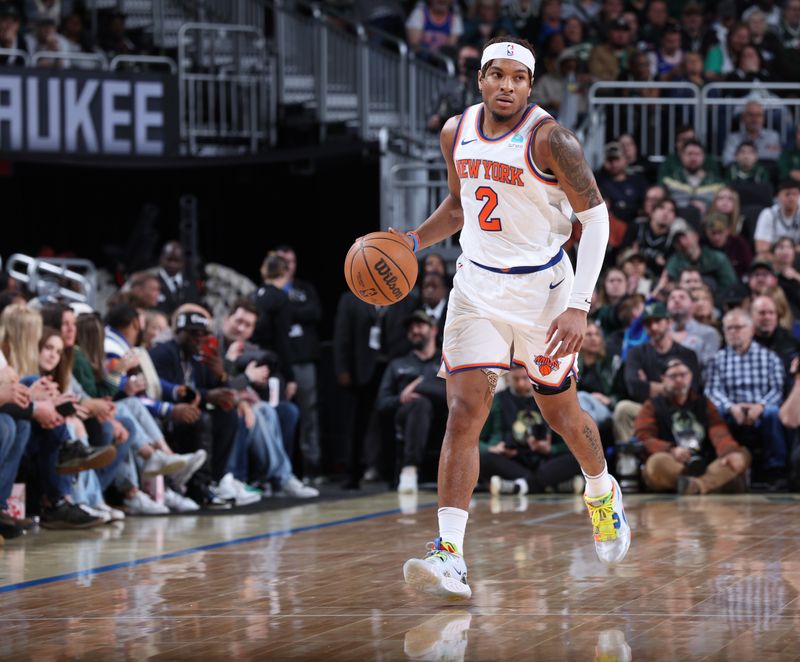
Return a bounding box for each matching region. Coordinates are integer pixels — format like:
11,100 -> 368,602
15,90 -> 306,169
568,203 -> 609,312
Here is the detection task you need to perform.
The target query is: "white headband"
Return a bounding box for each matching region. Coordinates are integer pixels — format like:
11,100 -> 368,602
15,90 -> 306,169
480,42 -> 536,75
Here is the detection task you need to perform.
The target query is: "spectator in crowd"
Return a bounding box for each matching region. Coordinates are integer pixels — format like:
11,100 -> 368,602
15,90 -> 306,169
463,0 -> 516,47
705,21 -> 750,79
722,100 -> 782,166
667,286 -> 721,369
707,186 -> 744,234
561,0 -> 601,26
218,298 -> 302,483
405,0 -> 463,55
636,358 -> 750,494
0,369 -> 32,539
590,0 -> 624,41
129,272 -> 161,310
419,271 -> 448,346
746,259 -> 780,301
743,0 -> 782,29
588,17 -> 635,82
680,1 -> 717,55
772,237 -> 800,318
592,267 -> 627,336
754,180 -> 800,256
333,278 -> 416,487
604,292 -> 645,360
156,241 -> 202,315
649,20 -> 684,82
577,321 -> 623,427
745,9 -> 783,75
25,0 -> 68,25
707,308 -> 788,486
658,125 -> 722,185
623,197 -> 678,277
727,140 -> 772,186
724,44 -> 773,90
61,12 -> 102,68
421,252 -> 447,279
619,251 -> 652,298
354,0 -> 406,41
778,0 -> 800,82
252,253 -> 297,401
377,311 -> 445,493
503,0 -> 539,39
479,365 -> 581,495
639,0 -> 669,48
73,312 -> 203,513
778,124 -> 800,184
562,15 -> 592,55
98,11 -> 135,57
613,301 -> 701,443
24,14 -> 69,66
535,46 -> 589,125
666,228 -> 738,291
671,50 -> 712,90
634,185 -> 667,225
780,358 -> 800,430
750,295 -> 800,377
427,43 -> 482,132
617,133 -> 650,179
274,245 -> 322,479
142,309 -> 169,348
0,3 -> 28,65
662,139 -> 725,214
595,141 -> 648,224
690,284 -> 719,329
702,213 -> 753,278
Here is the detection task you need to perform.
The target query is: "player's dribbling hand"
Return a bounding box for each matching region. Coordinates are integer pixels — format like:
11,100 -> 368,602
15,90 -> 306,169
544,308 -> 587,359
387,227 -> 415,251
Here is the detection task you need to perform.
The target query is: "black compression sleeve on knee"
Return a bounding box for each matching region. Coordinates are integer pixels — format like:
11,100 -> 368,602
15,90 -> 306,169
532,376 -> 571,396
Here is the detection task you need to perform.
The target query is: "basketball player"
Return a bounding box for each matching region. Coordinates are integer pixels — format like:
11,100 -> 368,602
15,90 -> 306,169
393,36 -> 630,599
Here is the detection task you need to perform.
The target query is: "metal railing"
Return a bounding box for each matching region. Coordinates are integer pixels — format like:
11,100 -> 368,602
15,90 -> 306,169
585,81 -> 702,168
701,82 -> 800,159
6,254 -> 98,307
31,50 -> 109,70
177,22 -> 269,154
110,54 -> 178,74
0,48 -> 31,66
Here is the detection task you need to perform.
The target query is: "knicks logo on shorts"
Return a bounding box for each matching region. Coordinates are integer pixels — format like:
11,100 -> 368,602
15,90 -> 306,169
533,354 -> 560,376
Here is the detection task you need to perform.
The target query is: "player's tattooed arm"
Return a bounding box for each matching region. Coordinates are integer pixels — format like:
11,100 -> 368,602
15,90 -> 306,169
534,123 -> 603,212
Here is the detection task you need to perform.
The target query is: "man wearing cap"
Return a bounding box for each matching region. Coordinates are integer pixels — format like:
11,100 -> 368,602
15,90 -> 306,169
707,308 -> 788,487
595,142 -> 648,224
588,17 -> 635,81
0,3 -> 27,65
665,227 -> 738,290
24,13 -> 69,64
612,301 -> 701,443
376,311 -> 446,494
703,213 -> 753,278
389,33 -> 628,599
753,179 -> 800,257
635,358 -> 750,495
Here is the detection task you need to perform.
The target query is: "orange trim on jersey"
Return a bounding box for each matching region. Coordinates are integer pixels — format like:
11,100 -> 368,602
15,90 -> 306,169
442,353 -> 511,375
512,353 -> 577,387
525,117 -> 558,186
451,110 -> 467,160
475,104 -> 535,144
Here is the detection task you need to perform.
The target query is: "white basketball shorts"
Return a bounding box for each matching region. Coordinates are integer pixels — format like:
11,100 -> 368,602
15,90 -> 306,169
439,251 -> 579,390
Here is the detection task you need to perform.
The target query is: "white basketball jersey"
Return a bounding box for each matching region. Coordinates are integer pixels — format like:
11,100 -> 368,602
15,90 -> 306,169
453,103 -> 573,268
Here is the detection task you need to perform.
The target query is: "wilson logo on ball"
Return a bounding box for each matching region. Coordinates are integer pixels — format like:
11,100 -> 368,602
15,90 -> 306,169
374,258 -> 403,299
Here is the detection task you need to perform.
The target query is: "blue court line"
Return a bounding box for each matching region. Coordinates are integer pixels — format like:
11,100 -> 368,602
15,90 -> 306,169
0,501 -> 438,595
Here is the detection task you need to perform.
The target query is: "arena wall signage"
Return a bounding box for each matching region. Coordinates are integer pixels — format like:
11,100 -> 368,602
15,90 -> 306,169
0,68 -> 178,160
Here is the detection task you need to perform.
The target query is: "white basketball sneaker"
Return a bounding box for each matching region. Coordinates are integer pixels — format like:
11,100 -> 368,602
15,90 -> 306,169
584,475 -> 631,564
403,538 -> 471,599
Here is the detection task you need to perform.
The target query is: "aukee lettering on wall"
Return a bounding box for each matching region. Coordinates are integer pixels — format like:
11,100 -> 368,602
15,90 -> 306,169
0,71 -> 175,157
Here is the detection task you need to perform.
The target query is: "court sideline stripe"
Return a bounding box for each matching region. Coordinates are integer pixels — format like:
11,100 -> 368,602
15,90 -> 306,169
0,502 -> 439,594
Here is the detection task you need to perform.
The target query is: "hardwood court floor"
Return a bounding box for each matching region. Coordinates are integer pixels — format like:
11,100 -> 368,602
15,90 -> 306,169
2,492 -> 800,661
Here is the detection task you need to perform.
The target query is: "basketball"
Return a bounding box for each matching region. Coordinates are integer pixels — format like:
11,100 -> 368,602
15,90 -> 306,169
344,231 -> 418,305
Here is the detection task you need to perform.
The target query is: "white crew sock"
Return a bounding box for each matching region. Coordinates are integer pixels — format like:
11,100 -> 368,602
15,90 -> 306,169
438,506 -> 468,554
583,461 -> 613,497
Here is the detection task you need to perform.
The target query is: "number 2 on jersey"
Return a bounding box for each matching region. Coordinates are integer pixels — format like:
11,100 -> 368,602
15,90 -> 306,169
475,186 -> 502,232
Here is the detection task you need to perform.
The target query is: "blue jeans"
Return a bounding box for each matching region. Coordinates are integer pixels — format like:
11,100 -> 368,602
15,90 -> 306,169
276,401 -> 300,458
0,415 -> 31,510
27,423 -> 72,502
577,391 -> 612,425
70,418 -> 134,504
228,403 -> 292,486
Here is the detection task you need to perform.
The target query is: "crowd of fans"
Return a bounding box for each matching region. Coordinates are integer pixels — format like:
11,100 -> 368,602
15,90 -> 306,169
0,242 -> 321,542
0,0 -> 142,67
